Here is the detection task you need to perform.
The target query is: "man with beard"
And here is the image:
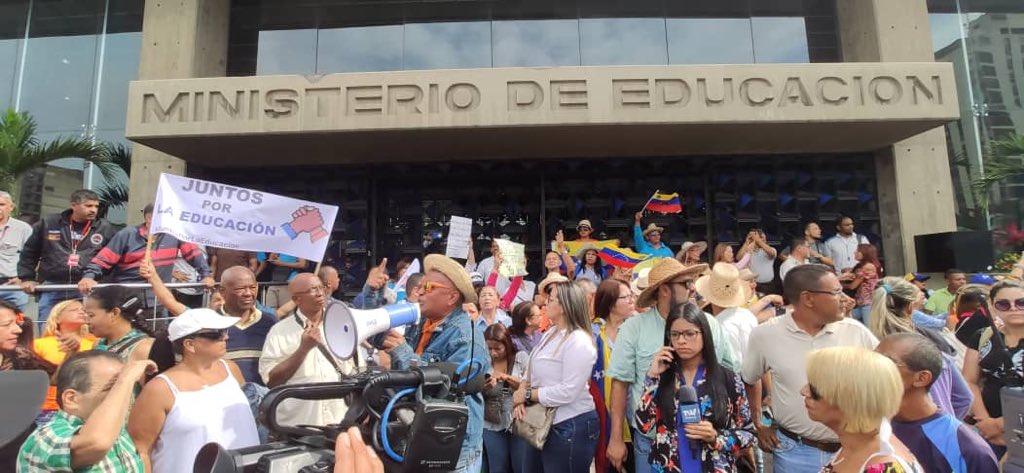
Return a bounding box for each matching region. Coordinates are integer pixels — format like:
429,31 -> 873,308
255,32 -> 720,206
780,222 -> 834,270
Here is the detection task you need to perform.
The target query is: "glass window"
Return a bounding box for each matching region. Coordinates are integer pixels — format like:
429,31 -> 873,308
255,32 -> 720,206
492,20 -> 580,67
403,22 -> 491,70
96,32 -> 141,131
667,18 -> 753,64
579,18 -> 668,66
20,34 -> 99,132
0,39 -> 19,110
751,17 -> 809,63
257,29 -> 316,75
317,25 -> 403,73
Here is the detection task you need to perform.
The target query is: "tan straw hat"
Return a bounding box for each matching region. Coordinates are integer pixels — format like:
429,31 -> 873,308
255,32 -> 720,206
676,241 -> 708,260
642,223 -> 665,237
695,262 -> 751,309
424,254 -> 478,303
538,272 -> 569,295
576,244 -> 599,261
738,268 -> 758,281
636,258 -> 708,308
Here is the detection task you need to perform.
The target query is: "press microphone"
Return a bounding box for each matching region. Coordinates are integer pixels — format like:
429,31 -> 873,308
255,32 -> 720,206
677,385 -> 701,455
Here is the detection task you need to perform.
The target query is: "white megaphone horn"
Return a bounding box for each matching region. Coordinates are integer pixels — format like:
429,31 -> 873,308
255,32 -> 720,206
323,301 -> 420,360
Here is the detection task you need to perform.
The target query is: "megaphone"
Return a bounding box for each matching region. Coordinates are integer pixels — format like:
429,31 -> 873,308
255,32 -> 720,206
323,301 -> 420,360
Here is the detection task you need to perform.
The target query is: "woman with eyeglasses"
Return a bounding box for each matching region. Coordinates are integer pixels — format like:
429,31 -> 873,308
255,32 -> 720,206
963,280 -> 1024,457
635,302 -> 753,473
129,308 -> 258,473
512,281 -> 599,473
591,279 -> 637,472
803,346 -> 922,473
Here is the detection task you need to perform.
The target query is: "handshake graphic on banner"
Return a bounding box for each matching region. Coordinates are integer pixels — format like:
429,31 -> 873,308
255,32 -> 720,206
281,206 -> 329,243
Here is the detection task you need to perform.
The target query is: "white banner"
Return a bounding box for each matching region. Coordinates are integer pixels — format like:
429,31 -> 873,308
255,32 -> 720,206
151,173 -> 338,262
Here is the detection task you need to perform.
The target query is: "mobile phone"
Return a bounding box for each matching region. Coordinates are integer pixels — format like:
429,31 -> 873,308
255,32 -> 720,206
761,407 -> 775,427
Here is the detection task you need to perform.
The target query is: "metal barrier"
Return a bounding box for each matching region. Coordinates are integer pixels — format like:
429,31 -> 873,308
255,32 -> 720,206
5,281 -> 290,332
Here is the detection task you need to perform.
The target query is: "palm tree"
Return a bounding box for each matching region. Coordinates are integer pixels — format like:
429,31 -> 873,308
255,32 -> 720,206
96,143 -> 132,212
972,133 -> 1024,209
0,107 -> 120,196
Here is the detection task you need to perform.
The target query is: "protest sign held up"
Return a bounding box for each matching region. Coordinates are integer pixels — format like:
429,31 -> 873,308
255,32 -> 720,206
151,173 -> 339,262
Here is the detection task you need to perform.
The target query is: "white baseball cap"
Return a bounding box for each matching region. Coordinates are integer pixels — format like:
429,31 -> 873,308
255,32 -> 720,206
168,308 -> 239,342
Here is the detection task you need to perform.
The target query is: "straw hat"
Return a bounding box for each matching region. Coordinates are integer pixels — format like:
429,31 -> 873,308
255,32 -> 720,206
424,254 -> 478,303
637,258 -> 708,308
738,268 -> 758,281
631,267 -> 652,296
642,223 -> 665,237
695,263 -> 750,309
538,272 -> 569,295
676,241 -> 708,260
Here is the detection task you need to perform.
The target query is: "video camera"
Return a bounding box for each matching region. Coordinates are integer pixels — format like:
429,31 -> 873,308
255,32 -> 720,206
195,362 -> 484,473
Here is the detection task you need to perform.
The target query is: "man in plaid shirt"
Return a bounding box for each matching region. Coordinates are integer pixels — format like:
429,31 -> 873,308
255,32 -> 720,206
18,351 -> 154,472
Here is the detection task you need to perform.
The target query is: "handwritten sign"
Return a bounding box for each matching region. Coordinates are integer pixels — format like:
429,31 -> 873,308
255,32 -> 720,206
495,239 -> 527,278
445,216 -> 473,259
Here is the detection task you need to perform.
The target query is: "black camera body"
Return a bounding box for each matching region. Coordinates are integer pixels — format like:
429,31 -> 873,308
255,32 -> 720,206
195,365 -> 478,473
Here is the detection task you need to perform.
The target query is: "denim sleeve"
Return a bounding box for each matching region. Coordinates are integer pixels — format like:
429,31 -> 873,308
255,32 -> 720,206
353,284 -> 385,309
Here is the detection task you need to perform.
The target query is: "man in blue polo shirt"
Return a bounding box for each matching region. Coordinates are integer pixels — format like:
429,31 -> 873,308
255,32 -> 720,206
879,333 -> 998,473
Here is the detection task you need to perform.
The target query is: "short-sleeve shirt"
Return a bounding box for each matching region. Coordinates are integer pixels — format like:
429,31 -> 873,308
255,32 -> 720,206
823,233 -> 868,273
716,307 -> 759,366
741,313 -> 878,442
924,288 -> 955,315
606,306 -> 738,436
209,247 -> 255,280
17,410 -> 143,472
0,218 -> 32,278
749,249 -> 776,284
891,412 -> 998,473
965,327 -> 1024,417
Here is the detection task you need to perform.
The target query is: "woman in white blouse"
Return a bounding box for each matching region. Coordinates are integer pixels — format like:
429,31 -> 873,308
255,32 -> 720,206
512,281 -> 599,473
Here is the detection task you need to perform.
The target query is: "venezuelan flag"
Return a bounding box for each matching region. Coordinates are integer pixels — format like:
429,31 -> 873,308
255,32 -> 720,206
598,246 -> 650,268
644,192 -> 683,214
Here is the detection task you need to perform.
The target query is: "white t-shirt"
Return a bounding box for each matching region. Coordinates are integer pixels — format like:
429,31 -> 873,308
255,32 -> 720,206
778,257 -> 806,285
716,307 -> 759,366
824,233 -> 869,273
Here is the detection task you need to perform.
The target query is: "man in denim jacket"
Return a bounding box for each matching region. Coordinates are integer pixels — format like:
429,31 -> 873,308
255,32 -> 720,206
379,254 -> 491,473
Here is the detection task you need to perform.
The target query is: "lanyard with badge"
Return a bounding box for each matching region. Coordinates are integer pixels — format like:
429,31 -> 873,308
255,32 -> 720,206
67,216 -> 93,268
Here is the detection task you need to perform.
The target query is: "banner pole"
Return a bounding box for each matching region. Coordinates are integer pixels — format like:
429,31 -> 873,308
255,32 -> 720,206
144,233 -> 154,262
640,189 -> 659,214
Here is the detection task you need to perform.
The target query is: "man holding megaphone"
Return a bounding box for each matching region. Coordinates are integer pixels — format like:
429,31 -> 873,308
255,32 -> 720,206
375,254 -> 492,473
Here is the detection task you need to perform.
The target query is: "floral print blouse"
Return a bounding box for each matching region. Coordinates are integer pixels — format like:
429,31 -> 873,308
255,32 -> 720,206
635,366 -> 754,473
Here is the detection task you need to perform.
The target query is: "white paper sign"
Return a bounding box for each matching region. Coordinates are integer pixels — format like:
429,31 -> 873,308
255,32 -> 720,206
445,216 -> 473,259
495,238 -> 527,277
151,173 -> 338,262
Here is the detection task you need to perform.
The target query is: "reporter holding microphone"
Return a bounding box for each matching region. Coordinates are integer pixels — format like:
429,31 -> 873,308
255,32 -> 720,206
635,303 -> 754,473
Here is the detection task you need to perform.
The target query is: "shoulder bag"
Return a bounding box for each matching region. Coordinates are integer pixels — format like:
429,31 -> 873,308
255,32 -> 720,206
511,330 -> 571,449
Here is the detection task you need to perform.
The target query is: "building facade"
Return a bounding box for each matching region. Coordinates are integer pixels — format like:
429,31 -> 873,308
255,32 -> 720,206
2,0 -> 1021,292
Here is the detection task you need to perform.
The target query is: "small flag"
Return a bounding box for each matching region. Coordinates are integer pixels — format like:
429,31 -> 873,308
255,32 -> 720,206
598,246 -> 650,268
643,192 -> 683,214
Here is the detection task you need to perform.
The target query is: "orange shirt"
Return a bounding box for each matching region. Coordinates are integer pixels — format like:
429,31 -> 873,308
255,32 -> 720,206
34,336 -> 96,411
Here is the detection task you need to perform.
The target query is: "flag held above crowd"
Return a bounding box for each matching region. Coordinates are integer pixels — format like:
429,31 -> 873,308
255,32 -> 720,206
598,245 -> 649,268
642,191 -> 683,214
150,173 -> 338,262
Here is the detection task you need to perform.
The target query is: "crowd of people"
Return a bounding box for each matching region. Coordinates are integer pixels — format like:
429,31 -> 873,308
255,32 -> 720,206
0,189 -> 1018,473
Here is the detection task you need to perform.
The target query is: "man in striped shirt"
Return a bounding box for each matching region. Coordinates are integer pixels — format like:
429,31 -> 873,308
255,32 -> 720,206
77,204 -> 213,298
18,351 -> 154,472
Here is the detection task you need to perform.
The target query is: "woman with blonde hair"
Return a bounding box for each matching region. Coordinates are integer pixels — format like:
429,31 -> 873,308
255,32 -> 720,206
868,277 -> 972,419
32,299 -> 97,423
712,243 -> 750,270
803,346 -> 922,472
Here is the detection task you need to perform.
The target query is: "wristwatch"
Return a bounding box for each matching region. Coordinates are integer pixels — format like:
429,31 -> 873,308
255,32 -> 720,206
524,386 -> 533,404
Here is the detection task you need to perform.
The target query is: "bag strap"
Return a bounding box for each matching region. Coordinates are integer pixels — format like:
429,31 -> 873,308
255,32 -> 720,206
293,313 -> 350,376
525,329 -> 573,385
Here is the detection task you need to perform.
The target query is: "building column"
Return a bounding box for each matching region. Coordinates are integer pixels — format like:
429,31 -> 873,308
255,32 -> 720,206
836,0 -> 958,274
126,0 -> 230,218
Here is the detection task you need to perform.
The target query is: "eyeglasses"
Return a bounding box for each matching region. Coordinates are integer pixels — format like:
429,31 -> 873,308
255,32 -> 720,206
808,384 -> 822,401
669,329 -> 701,341
422,281 -> 452,294
994,297 -> 1024,312
667,280 -> 695,290
189,329 -> 228,341
805,289 -> 844,298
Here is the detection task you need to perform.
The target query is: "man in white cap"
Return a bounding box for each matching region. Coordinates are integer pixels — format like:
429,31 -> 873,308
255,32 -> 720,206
605,258 -> 737,473
379,254 -> 491,473
697,262 -> 759,365
632,213 -> 674,258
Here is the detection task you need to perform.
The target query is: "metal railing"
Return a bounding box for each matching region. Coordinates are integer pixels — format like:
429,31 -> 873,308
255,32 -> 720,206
8,281 -> 290,332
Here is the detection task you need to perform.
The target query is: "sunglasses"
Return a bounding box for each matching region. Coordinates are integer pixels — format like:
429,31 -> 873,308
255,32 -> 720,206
808,384 -> 822,401
189,329 -> 228,341
422,281 -> 452,294
994,298 -> 1024,312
